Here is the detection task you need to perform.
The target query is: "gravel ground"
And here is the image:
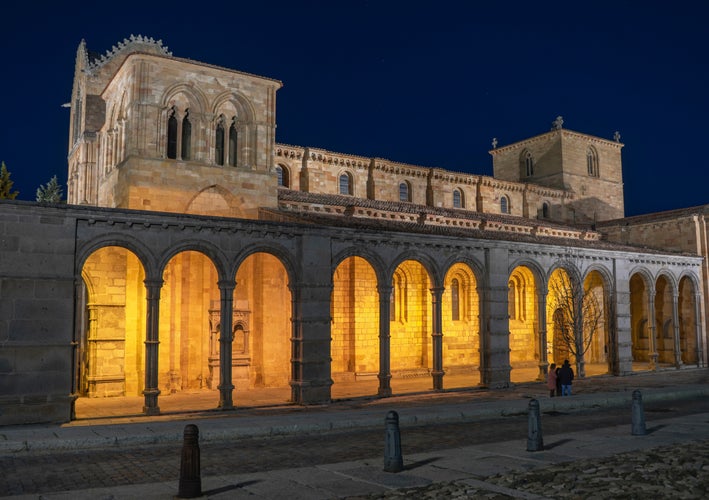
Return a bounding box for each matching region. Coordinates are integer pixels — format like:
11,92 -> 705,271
346,439 -> 709,499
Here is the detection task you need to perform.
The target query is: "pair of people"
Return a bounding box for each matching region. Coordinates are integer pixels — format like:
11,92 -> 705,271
547,360 -> 574,397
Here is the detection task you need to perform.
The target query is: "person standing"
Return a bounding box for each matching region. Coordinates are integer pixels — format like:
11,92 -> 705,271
558,359 -> 574,396
547,363 -> 557,397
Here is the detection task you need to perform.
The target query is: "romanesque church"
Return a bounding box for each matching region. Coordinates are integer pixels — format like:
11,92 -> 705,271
1,36 -> 706,425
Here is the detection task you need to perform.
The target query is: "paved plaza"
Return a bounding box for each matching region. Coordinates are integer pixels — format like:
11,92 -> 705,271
1,368 -> 709,498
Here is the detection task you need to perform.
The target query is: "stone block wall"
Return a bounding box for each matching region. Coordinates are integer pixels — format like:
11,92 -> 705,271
0,203 -> 76,425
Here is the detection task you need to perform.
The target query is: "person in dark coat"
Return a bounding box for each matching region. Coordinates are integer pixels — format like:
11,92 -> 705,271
555,364 -> 562,396
558,359 -> 574,396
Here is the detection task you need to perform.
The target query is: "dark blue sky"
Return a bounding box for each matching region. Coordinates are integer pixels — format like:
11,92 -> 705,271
1,1 -> 706,216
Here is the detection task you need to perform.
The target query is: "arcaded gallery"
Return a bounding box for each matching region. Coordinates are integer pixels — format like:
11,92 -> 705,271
0,36 -> 705,425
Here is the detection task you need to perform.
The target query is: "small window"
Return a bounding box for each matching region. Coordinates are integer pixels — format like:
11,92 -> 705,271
181,111 -> 191,161
500,195 -> 509,214
339,172 -> 353,195
215,117 -> 225,166
167,108 -> 178,159
399,181 -> 411,202
521,150 -> 534,177
542,202 -> 550,218
587,147 -> 599,177
453,189 -> 464,208
451,278 -> 460,321
228,119 -> 237,167
276,165 -> 290,188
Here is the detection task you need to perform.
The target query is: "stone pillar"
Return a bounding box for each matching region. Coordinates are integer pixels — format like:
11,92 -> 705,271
143,278 -> 163,416
613,260 -> 633,375
672,291 -> 683,368
536,285 -> 548,381
694,292 -> 704,367
290,235 -> 333,404
430,286 -> 445,391
480,247 -> 511,388
377,284 -> 393,397
647,285 -> 658,369
218,279 -> 236,410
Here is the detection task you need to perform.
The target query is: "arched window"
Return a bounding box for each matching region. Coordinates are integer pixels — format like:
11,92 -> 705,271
215,116 -> 225,166
339,172 -> 353,195
500,195 -> 509,214
228,119 -> 237,166
167,108 -> 178,159
451,278 -> 460,321
453,189 -> 464,208
399,181 -> 411,202
181,111 -> 191,161
521,150 -> 534,177
276,165 -> 290,188
542,202 -> 550,218
587,147 -> 599,177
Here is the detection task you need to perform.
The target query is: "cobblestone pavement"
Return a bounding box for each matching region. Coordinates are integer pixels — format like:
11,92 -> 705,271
346,439 -> 709,499
2,396 -> 709,497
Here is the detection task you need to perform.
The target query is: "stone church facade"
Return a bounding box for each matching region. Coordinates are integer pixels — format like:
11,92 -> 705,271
0,36 -> 705,425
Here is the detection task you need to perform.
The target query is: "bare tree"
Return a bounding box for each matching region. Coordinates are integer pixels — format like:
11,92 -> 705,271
549,270 -> 604,378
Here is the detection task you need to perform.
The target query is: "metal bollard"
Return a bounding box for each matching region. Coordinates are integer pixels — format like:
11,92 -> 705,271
527,399 -> 544,452
631,389 -> 647,436
177,424 -> 202,498
383,410 -> 404,472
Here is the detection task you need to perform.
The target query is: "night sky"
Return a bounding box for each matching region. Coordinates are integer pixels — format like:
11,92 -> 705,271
1,1 -> 706,217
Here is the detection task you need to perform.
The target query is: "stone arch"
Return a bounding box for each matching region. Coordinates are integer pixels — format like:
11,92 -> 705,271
508,264 -> 540,382
678,273 -> 700,365
211,91 -> 257,168
77,244 -> 147,399
582,268 -> 612,376
441,261 -> 481,388
654,272 -> 676,365
156,239 -> 229,282
184,184 -> 242,218
629,269 -> 654,369
160,83 -> 209,114
330,254 -> 380,397
76,233 -> 156,279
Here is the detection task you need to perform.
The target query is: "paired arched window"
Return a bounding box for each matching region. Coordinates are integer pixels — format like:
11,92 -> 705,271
228,119 -> 238,167
453,188 -> 464,208
276,165 -> 290,188
339,172 -> 353,195
587,147 -> 599,177
215,114 -> 240,167
500,195 -> 510,214
399,181 -> 411,202
521,150 -> 534,177
166,106 -> 192,161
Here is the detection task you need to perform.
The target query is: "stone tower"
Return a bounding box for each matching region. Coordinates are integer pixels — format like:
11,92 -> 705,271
67,35 -> 282,219
490,119 -> 624,224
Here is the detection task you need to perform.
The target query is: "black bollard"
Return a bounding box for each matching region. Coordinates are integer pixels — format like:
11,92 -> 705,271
527,398 -> 544,452
631,389 -> 647,436
383,410 -> 404,472
177,424 -> 202,498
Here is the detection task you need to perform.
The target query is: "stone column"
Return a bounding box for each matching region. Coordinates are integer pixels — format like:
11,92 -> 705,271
480,247 -> 511,388
143,278 -> 163,416
218,279 -> 235,410
536,285 -> 548,381
377,284 -> 393,397
612,260 -> 633,375
672,291 -> 683,368
647,285 -> 658,369
430,286 -> 445,391
694,292 -> 704,367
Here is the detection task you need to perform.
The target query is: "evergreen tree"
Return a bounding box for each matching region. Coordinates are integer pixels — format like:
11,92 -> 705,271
0,161 -> 20,200
36,175 -> 64,203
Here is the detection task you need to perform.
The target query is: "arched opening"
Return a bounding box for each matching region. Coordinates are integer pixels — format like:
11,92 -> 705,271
234,252 -> 291,401
655,275 -> 675,366
509,266 -> 539,382
547,268 -> 578,371
442,263 -> 480,388
158,251 -> 219,396
74,246 -> 146,416
390,260 -> 432,393
629,273 -> 652,371
330,256 -> 379,399
679,276 -> 699,365
583,270 -> 610,376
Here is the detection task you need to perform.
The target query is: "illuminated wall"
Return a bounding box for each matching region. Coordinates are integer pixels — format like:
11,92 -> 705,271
442,264 -> 480,373
508,266 -> 538,368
